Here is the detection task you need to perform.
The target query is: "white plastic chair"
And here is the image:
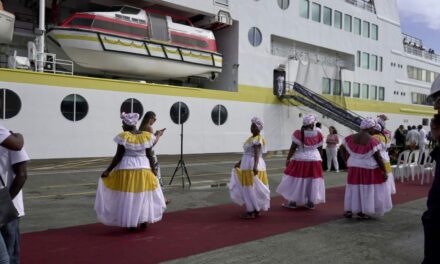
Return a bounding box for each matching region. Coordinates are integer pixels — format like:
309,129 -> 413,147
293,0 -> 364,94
407,150 -> 420,181
391,150 -> 410,182
420,149 -> 435,185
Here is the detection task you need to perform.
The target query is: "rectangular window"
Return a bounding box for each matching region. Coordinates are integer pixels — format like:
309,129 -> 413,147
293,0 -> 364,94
354,17 -> 361,35
299,0 -> 309,19
422,69 -> 427,82
407,66 -> 415,79
371,24 -> 378,40
353,83 -> 360,98
323,7 -> 332,26
363,21 -> 370,38
357,51 -> 361,67
371,55 -> 378,71
362,52 -> 370,69
322,77 -> 331,94
370,85 -> 377,100
333,80 -> 341,95
334,11 -> 342,29
417,68 -> 423,81
379,56 -> 383,72
362,84 -> 369,99
430,72 -> 435,83
344,14 -> 352,32
379,87 -> 385,101
343,81 -> 351,96
311,3 -> 321,22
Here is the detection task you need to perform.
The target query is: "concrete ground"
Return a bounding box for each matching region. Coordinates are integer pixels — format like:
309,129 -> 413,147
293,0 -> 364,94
22,153 -> 428,263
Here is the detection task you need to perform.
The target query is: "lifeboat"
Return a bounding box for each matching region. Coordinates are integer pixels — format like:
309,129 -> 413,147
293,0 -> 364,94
46,5 -> 222,80
0,2 -> 15,44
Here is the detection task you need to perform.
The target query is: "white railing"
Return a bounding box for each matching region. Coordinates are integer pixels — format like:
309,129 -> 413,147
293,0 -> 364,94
404,45 -> 440,64
34,52 -> 74,75
345,0 -> 375,13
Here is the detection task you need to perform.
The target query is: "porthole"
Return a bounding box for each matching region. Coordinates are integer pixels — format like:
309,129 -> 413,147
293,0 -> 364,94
248,27 -> 262,47
277,0 -> 289,10
120,98 -> 143,116
0,89 -> 21,119
60,94 -> 88,121
211,104 -> 228,126
170,102 -> 189,124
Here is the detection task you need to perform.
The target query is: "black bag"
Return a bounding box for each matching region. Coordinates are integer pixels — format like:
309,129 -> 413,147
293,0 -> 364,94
0,175 -> 18,227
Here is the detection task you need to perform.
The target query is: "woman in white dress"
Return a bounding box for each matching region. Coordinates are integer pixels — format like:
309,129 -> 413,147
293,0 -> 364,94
95,112 -> 166,230
229,117 -> 270,219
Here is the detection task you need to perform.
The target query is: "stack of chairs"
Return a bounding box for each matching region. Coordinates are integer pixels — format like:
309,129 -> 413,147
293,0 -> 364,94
391,149 -> 436,185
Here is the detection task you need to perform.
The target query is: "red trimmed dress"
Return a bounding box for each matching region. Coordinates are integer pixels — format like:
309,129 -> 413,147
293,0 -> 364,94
276,129 -> 325,206
343,135 -> 393,216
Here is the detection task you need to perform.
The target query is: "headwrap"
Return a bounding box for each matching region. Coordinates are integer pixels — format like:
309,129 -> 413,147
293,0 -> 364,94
303,114 -> 316,126
373,123 -> 382,132
121,112 -> 139,126
376,114 -> 388,128
360,117 -> 376,130
251,117 -> 264,131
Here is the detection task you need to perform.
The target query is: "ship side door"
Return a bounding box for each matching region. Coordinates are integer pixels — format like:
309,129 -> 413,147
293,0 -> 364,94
147,13 -> 170,42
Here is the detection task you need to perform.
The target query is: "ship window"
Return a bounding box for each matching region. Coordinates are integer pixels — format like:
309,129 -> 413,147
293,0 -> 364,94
371,55 -> 378,71
171,35 -> 208,49
411,92 -> 430,105
333,80 -> 341,95
344,14 -> 352,32
170,102 -> 190,124
371,24 -> 378,40
0,89 -> 21,119
311,3 -> 321,23
343,81 -> 351,96
248,27 -> 262,47
356,51 -> 361,67
354,17 -> 361,35
323,7 -> 332,26
379,56 -> 383,72
379,87 -> 385,101
277,0 -> 289,10
120,6 -> 141,15
60,94 -> 88,122
93,19 -> 148,37
353,83 -> 360,98
211,104 -> 228,125
120,98 -> 144,117
322,78 -> 331,94
334,11 -> 342,29
69,17 -> 94,27
362,84 -> 369,99
299,0 -> 309,19
362,52 -> 369,69
370,85 -> 377,100
362,21 -> 370,38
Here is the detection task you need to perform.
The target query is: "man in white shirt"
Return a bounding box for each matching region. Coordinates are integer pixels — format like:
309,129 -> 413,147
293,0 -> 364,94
0,147 -> 29,264
406,126 -> 420,150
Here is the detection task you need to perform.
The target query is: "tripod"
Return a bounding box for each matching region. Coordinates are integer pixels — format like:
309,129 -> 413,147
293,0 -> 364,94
169,123 -> 191,188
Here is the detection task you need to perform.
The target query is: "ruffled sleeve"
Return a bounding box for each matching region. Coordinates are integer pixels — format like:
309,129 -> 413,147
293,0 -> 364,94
114,131 -> 156,150
252,135 -> 267,153
292,130 -> 323,148
343,135 -> 381,157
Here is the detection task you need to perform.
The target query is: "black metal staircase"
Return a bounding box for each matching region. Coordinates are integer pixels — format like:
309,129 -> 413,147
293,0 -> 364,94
281,82 -> 364,131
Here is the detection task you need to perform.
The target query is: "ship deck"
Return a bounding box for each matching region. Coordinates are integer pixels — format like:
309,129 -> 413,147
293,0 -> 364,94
21,153 -> 427,263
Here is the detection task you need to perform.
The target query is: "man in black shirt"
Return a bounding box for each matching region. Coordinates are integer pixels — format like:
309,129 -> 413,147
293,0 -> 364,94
394,125 -> 405,147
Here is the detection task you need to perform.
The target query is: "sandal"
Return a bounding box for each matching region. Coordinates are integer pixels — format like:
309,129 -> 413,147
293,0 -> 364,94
253,211 -> 261,217
357,213 -> 371,220
282,202 -> 297,209
240,212 -> 256,220
140,222 -> 148,229
343,211 -> 353,218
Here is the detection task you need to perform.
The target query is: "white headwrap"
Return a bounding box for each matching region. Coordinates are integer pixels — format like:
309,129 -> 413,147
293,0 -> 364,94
251,117 -> 264,131
303,114 -> 316,126
376,114 -> 388,128
121,112 -> 139,126
373,123 -> 382,132
360,117 -> 376,130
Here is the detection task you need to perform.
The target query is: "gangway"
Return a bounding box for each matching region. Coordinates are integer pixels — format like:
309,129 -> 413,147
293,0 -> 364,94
281,82 -> 364,131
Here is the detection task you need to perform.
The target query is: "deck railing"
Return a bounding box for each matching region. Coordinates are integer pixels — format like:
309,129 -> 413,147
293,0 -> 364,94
404,45 -> 440,64
345,0 -> 375,13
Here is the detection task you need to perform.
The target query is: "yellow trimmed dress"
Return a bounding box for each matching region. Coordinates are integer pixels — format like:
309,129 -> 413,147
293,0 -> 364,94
229,135 -> 270,212
95,131 -> 166,227
373,133 -> 396,194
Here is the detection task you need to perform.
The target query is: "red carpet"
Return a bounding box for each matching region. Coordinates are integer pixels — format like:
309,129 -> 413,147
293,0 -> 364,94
22,181 -> 429,263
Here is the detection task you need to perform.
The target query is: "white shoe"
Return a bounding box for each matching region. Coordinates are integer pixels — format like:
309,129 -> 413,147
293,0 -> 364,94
335,170 -> 339,173
326,169 -> 331,172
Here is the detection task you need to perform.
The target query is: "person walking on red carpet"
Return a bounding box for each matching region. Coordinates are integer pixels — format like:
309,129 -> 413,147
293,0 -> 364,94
276,114 -> 325,210
95,113 -> 166,230
229,117 -> 270,219
341,117 -> 392,220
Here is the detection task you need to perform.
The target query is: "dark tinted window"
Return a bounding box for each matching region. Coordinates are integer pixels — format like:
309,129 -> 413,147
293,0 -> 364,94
120,98 -> 144,116
61,94 -> 88,121
93,19 -> 148,37
0,89 -> 21,119
211,105 -> 228,125
69,17 -> 94,27
171,35 -> 208,49
170,102 -> 189,124
121,6 -> 141,15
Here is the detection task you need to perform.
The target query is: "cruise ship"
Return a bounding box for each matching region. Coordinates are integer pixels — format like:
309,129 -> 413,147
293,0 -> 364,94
0,0 -> 438,159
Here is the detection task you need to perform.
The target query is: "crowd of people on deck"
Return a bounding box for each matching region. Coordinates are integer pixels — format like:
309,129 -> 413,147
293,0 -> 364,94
2,76 -> 440,263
